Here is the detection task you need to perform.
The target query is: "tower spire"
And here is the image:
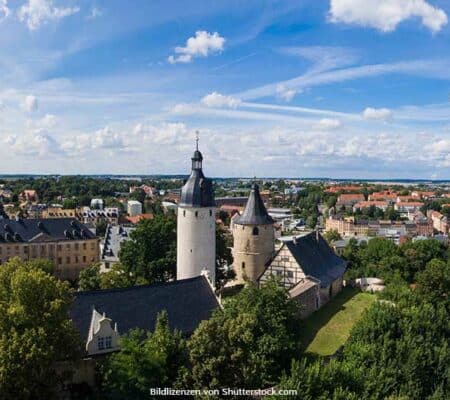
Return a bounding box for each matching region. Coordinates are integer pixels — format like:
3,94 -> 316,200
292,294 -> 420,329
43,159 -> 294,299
195,130 -> 199,151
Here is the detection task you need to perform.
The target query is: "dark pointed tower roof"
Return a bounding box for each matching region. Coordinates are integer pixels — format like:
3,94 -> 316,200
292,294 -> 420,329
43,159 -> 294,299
234,183 -> 274,225
179,139 -> 215,208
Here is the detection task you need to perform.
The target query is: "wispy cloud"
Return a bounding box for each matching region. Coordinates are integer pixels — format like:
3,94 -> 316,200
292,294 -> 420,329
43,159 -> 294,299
236,58 -> 450,100
17,0 -> 80,31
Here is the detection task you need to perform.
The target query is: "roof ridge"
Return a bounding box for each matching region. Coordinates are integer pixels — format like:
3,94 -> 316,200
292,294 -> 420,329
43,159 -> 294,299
75,275 -> 206,296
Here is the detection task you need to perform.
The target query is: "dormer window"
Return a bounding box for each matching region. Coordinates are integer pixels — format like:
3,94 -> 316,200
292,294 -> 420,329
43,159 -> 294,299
98,337 -> 105,350
105,336 -> 112,349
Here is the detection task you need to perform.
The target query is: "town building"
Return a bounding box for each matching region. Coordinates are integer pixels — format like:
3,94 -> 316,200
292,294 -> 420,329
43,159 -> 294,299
232,183 -> 275,284
42,206 -> 79,219
267,208 -> 293,222
428,210 -> 449,234
127,200 -> 142,216
80,207 -> 120,227
325,215 -> 370,237
70,275 -> 219,356
129,184 -> 157,198
336,193 -> 365,209
215,196 -> 248,207
90,198 -> 104,210
66,275 -> 220,388
394,201 -> 424,214
19,189 -> 39,204
177,140 -> 216,285
368,190 -> 397,202
325,185 -> 362,194
122,213 -> 154,225
258,232 -> 347,318
100,225 -> 135,270
353,200 -> 389,212
0,216 -> 99,281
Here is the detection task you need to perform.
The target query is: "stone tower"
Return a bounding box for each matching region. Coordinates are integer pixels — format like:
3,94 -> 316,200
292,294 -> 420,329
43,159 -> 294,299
177,139 -> 216,285
232,183 -> 275,284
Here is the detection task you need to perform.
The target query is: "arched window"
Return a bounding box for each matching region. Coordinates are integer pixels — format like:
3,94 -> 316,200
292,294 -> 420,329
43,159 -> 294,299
252,227 -> 259,236
209,209 -> 212,216
195,211 -> 198,217
183,210 -> 186,217
242,262 -> 246,269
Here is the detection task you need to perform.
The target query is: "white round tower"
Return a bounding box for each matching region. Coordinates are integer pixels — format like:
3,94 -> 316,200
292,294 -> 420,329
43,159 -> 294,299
177,141 -> 216,285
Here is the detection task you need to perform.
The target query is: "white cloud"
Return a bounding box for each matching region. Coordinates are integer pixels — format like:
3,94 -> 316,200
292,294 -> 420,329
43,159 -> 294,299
329,0 -> 448,33
27,113 -> 57,129
168,31 -> 225,64
362,107 -> 393,121
5,131 -> 62,156
428,139 -> 450,154
276,85 -> 297,102
61,127 -> 125,154
22,95 -> 38,112
201,92 -> 241,108
315,118 -> 342,130
0,0 -> 10,22
135,122 -> 191,145
18,0 -> 80,31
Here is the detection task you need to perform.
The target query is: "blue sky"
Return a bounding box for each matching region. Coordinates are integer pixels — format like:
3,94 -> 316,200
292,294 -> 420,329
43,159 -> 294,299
0,0 -> 450,179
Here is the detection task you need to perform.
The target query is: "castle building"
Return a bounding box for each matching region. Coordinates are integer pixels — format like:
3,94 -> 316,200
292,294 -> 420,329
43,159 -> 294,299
232,183 -> 275,284
176,141 -> 216,285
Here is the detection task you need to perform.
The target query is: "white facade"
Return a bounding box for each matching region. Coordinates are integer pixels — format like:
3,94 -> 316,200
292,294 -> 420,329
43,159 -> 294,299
177,205 -> 216,285
127,200 -> 142,216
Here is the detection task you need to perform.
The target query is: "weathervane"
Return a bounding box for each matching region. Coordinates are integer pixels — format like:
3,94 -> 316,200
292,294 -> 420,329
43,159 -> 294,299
195,130 -> 199,150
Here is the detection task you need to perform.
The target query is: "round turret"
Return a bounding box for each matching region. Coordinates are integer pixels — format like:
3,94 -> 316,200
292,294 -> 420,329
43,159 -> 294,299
232,184 -> 275,284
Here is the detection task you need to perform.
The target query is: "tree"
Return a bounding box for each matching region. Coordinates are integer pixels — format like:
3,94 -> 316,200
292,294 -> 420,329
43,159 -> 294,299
323,229 -> 342,244
187,279 -> 300,390
129,188 -> 146,206
119,215 -> 176,285
62,198 -> 78,209
0,258 -> 80,399
99,311 -> 188,399
78,264 -> 102,291
96,219 -> 108,238
416,259 -> 450,304
216,226 -> 234,288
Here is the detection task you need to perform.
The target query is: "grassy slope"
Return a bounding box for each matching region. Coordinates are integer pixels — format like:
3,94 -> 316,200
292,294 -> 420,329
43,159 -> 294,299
299,287 -> 376,356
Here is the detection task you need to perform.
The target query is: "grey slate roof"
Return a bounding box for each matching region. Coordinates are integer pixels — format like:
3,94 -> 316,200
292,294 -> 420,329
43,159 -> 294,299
70,276 -> 220,340
284,232 -> 347,287
234,183 -> 274,226
0,216 -> 96,243
179,149 -> 215,208
101,225 -> 135,262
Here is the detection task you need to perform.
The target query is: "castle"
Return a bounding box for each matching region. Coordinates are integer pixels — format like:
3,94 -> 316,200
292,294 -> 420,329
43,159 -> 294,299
176,144 -> 346,315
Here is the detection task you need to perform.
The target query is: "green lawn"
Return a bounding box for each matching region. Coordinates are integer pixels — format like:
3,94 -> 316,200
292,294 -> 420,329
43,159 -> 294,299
299,287 -> 376,356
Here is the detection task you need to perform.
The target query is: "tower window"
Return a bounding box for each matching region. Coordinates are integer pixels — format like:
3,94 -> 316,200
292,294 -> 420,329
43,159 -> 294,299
252,227 -> 259,236
195,211 -> 198,217
183,210 -> 186,217
209,210 -> 212,216
242,262 -> 245,269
